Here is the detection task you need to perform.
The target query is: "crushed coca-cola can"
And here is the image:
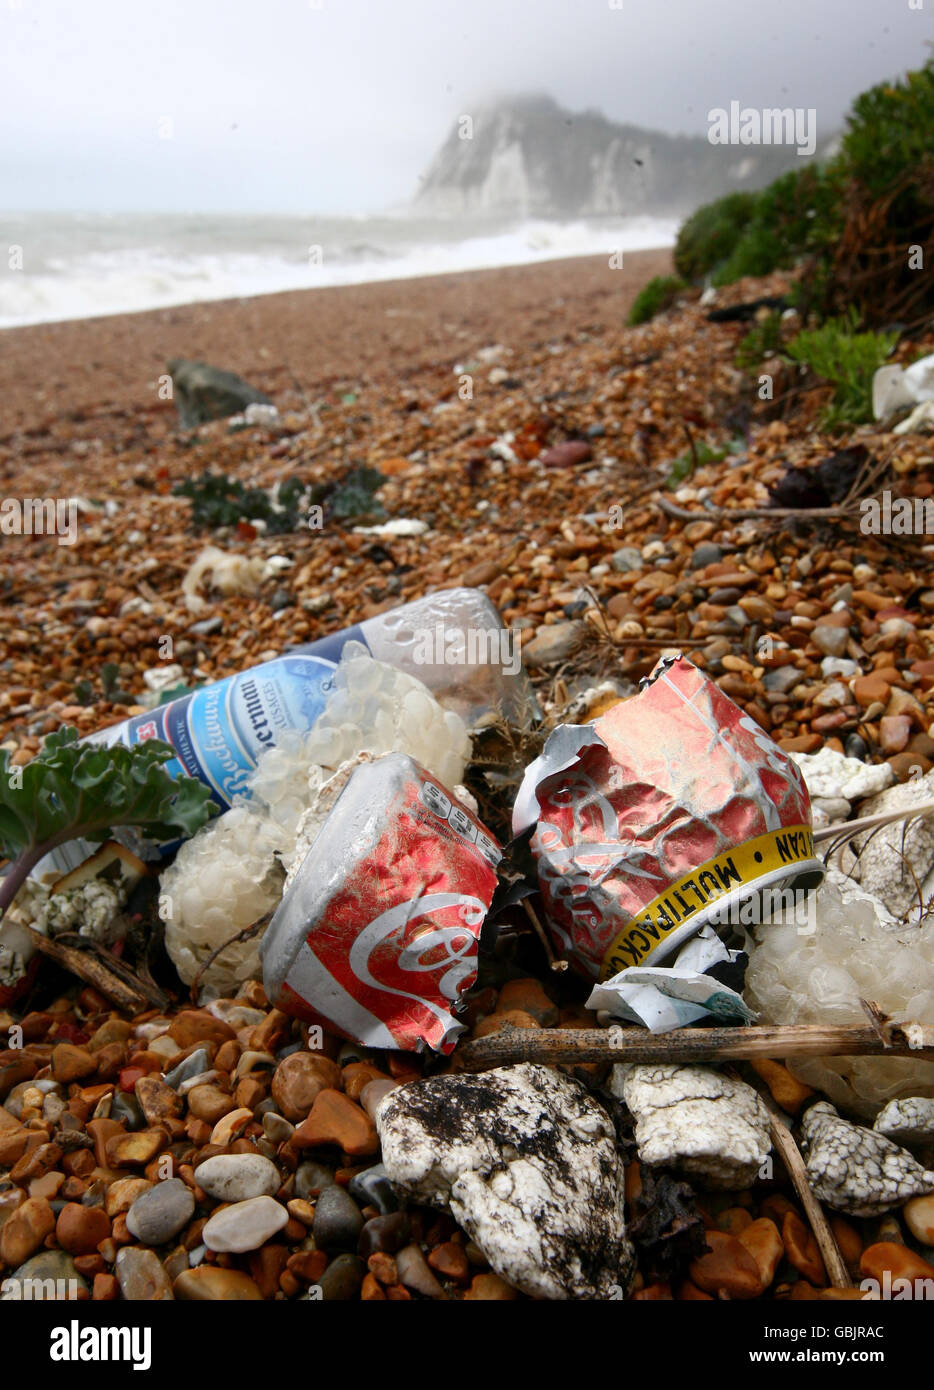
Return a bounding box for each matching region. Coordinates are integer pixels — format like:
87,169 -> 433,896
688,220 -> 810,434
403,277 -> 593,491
513,654 -> 823,981
260,752 -> 502,1053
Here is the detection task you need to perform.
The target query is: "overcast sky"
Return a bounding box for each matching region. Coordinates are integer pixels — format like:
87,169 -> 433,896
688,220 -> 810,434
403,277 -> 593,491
0,0 -> 929,214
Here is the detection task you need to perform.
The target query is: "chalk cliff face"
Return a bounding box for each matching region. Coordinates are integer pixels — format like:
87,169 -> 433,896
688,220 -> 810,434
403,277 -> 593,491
413,95 -> 812,217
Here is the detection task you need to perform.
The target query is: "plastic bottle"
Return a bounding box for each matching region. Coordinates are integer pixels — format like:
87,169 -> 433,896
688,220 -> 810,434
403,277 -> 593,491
45,590 -> 531,874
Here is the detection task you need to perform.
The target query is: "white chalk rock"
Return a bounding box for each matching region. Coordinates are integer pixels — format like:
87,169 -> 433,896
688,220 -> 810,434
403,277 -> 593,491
376,1063 -> 634,1300
611,1063 -> 771,1189
790,746 -> 894,803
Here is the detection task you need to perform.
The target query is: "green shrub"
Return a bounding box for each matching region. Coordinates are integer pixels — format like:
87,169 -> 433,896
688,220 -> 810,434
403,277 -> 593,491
818,60 -> 934,324
628,274 -> 687,325
712,165 -> 841,287
786,310 -> 898,428
673,192 -> 757,282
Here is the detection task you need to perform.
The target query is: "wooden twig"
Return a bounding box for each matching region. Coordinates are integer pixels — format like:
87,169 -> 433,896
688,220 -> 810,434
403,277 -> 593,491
189,913 -> 272,1003
456,1021 -> 934,1071
522,899 -> 568,973
761,1095 -> 852,1290
655,495 -> 854,524
24,925 -> 146,1015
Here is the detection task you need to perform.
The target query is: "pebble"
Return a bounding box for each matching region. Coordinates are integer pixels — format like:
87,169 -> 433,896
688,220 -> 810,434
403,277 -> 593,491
538,440 -> 591,467
50,1044 -> 97,1084
690,542 -> 723,569
902,1195 -> 934,1245
115,1246 -> 175,1300
318,1253 -> 365,1301
55,1202 -> 111,1255
202,1196 -> 289,1253
293,1089 -> 379,1156
295,1161 -> 337,1199
358,1211 -> 411,1257
610,546 -> 643,573
271,1051 -> 342,1121
193,1154 -> 281,1203
762,666 -> 801,695
359,1079 -> 398,1122
348,1163 -> 399,1214
0,1196 -> 55,1266
520,620 -> 583,668
395,1242 -> 445,1298
173,1267 -> 263,1300
312,1185 -> 364,1250
2,1251 -> 87,1301
879,714 -> 912,753
126,1179 -> 195,1246
163,1047 -> 212,1090
812,625 -> 849,657
689,1229 -> 763,1298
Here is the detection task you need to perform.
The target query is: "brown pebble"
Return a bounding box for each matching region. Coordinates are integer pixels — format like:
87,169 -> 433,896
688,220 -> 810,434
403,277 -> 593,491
292,1089 -> 379,1156
56,1202 -> 111,1255
50,1043 -> 97,1084
271,1051 -> 342,1121
0,1195 -> 55,1266
173,1267 -> 264,1300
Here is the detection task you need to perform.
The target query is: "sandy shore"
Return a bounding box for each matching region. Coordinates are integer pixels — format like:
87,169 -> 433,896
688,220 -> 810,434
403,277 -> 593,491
0,249 -> 673,432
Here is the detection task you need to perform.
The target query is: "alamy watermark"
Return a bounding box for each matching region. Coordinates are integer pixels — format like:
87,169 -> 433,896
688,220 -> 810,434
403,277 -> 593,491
411,623 -> 522,676
707,102 -> 817,157
0,496 -> 78,547
860,490 -> 934,535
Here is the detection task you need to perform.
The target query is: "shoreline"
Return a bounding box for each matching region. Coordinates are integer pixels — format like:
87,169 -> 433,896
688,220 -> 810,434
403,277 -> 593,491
0,248 -> 672,431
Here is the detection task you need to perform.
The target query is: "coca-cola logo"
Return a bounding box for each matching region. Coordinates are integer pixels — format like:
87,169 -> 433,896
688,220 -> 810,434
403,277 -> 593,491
347,892 -> 487,1025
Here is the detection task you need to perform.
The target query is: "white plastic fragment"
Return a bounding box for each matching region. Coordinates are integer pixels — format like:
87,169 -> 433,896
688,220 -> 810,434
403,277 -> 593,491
610,1063 -> 772,1189
800,1101 -> 934,1216
745,879 -> 934,1113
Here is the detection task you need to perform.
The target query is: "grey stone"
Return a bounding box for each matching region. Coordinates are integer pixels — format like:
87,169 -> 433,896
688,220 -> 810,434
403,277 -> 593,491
164,1047 -> 211,1090
812,624 -> 849,658
348,1163 -> 399,1215
2,1251 -> 87,1301
295,1162 -> 336,1200
318,1253 -> 365,1301
610,546 -> 643,573
126,1179 -> 195,1246
111,1092 -> 144,1130
168,358 -> 273,429
312,1185 -> 364,1251
689,542 -> 723,570
762,665 -> 802,695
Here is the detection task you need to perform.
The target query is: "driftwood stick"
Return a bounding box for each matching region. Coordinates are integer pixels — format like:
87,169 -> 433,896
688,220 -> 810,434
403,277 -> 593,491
24,925 -> 146,1015
762,1098 -> 852,1290
457,1021 -> 934,1072
655,496 -> 854,524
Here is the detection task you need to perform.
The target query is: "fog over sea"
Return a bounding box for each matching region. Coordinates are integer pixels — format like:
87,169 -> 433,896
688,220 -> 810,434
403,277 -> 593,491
0,210 -> 678,330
